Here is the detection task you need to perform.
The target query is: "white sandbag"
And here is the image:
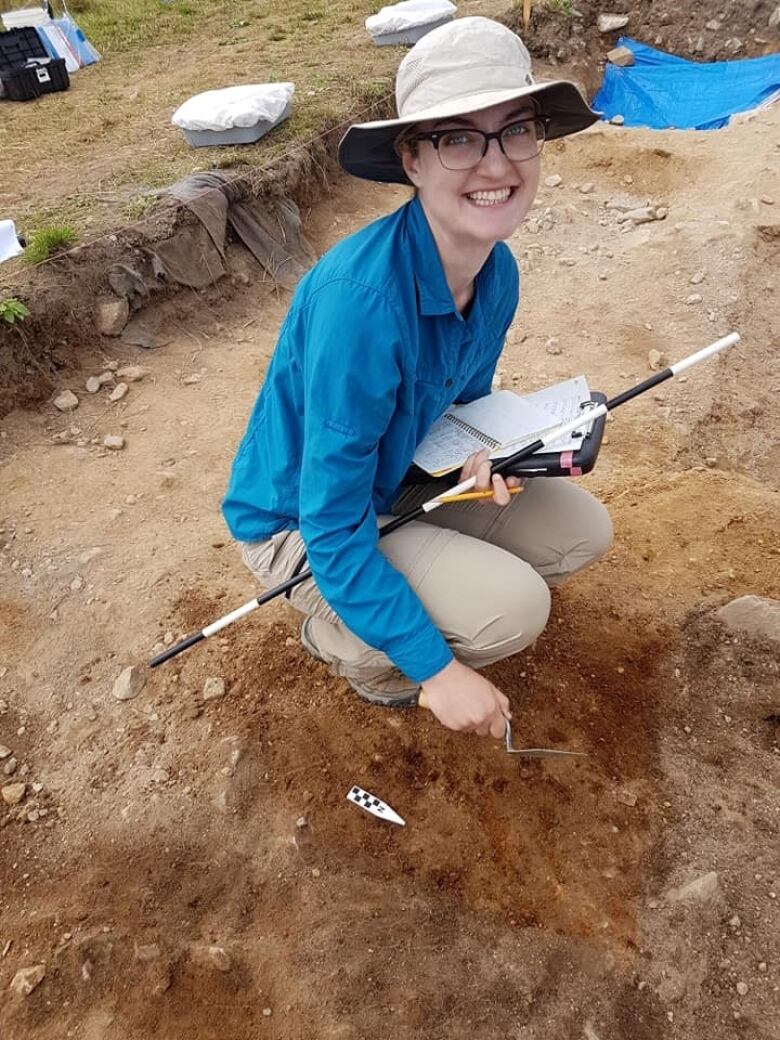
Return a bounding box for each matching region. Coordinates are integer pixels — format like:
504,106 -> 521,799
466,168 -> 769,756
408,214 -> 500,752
0,220 -> 24,264
366,0 -> 456,37
172,83 -> 294,133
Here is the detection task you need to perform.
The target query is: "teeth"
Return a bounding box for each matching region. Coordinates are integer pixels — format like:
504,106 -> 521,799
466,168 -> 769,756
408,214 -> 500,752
467,188 -> 512,206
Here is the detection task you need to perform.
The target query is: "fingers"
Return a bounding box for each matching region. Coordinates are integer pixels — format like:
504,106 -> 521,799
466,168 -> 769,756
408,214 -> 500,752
506,476 -> 521,489
489,711 -> 507,740
491,474 -> 510,506
496,690 -> 512,720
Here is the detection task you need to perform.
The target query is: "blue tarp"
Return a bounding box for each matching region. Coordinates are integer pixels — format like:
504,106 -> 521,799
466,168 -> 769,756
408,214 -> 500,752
592,37 -> 780,131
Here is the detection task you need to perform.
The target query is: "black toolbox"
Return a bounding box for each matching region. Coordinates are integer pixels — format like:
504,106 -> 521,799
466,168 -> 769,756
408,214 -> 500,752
0,26 -> 70,101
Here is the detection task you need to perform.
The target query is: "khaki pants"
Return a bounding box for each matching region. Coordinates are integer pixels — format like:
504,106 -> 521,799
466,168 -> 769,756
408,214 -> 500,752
242,478 -> 613,696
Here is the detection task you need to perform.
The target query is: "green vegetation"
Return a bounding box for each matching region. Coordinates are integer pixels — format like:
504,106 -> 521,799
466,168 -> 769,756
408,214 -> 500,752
75,0 -> 246,53
22,224 -> 78,265
0,297 -> 30,324
543,0 -> 578,16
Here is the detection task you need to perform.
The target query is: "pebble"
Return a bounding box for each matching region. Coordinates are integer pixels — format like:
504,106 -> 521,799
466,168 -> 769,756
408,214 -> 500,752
0,745 -> 11,760
617,206 -> 664,225
578,181 -> 595,194
544,174 -> 563,188
648,349 -> 668,371
2,781 -> 26,805
296,815 -> 308,829
182,374 -> 201,385
610,114 -> 625,126
202,677 -> 226,701
10,963 -> 45,997
545,337 -> 562,355
311,868 -> 321,878
686,293 -> 703,305
760,195 -> 774,205
109,383 -> 128,402
112,665 -> 146,702
262,1008 -> 272,1017
665,871 -> 720,904
690,270 -> 706,285
53,390 -> 79,412
116,365 -> 150,383
736,981 -> 749,997
607,45 -> 635,67
70,575 -> 84,592
103,435 -> 125,451
85,376 -> 102,394
598,13 -> 629,33
615,788 -> 638,807
4,757 -> 18,776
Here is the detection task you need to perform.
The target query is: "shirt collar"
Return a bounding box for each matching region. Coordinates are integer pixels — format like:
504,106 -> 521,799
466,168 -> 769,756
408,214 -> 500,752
406,197 -> 496,329
406,197 -> 457,317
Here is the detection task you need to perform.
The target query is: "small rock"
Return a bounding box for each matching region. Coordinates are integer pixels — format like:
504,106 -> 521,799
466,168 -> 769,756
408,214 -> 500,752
736,981 -> 749,997
296,815 -> 308,829
10,963 -> 45,997
311,868 -> 321,878
109,382 -> 128,402
706,19 -> 722,30
0,745 -> 11,759
617,206 -> 662,225
610,114 -> 625,126
112,665 -> 146,702
263,1008 -> 272,1017
70,575 -> 84,592
135,942 -> 162,963
607,45 -> 635,66
760,195 -> 775,205
648,349 -> 668,371
665,871 -> 720,904
95,297 -> 130,337
192,944 -> 232,972
728,914 -> 742,930
182,374 -> 201,386
4,757 -> 18,776
545,337 -> 562,355
690,270 -> 706,285
85,376 -> 102,394
116,365 -> 150,383
1,782 -> 26,806
103,435 -> 125,451
121,320 -> 166,350
53,390 -> 79,412
203,677 -> 226,701
578,182 -> 595,194
598,13 -> 629,33
544,174 -> 563,188
717,595 -> 780,644
615,788 -> 638,807
686,293 -> 703,305
770,6 -> 780,29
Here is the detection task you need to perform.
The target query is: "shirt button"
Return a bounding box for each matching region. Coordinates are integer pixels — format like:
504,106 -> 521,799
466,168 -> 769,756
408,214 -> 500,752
445,378 -> 453,387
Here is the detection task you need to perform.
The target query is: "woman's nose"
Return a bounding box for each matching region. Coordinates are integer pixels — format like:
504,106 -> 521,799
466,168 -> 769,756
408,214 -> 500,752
479,135 -> 513,174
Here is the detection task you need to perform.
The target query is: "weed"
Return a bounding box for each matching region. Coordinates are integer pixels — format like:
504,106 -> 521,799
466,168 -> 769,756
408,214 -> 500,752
542,0 -> 578,16
22,225 -> 78,265
0,298 -> 30,324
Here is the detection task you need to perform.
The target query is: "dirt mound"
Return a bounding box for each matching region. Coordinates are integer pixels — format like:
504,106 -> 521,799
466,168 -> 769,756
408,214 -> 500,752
503,0 -> 779,93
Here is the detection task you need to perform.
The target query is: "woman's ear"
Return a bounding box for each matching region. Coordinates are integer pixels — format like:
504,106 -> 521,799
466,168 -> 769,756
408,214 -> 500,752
400,144 -> 422,188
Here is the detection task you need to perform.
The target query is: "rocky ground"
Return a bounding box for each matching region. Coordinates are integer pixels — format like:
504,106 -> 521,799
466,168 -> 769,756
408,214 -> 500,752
1,9 -> 780,1040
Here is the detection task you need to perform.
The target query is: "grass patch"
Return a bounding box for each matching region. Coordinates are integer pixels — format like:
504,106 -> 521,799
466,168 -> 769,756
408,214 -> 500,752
76,0 -> 246,53
23,225 -> 78,264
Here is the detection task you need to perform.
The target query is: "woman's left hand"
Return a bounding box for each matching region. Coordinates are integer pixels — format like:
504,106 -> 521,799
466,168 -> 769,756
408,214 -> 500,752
458,449 -> 522,506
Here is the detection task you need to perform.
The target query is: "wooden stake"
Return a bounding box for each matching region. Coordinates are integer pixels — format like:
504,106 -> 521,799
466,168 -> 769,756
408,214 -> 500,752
523,0 -> 532,27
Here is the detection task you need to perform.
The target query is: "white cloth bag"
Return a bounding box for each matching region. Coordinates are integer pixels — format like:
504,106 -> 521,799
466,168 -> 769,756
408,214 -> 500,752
172,83 -> 294,133
365,0 -> 456,37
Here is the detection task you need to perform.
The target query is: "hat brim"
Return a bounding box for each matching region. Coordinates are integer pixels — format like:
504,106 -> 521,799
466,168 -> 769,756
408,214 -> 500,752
338,81 -> 601,184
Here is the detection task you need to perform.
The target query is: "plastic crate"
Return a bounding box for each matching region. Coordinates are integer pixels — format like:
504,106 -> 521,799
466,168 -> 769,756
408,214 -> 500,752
0,25 -> 48,68
0,56 -> 68,100
181,100 -> 292,148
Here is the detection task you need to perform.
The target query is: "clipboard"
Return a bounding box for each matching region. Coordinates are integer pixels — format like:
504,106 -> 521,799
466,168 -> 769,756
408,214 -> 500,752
402,392 -> 607,485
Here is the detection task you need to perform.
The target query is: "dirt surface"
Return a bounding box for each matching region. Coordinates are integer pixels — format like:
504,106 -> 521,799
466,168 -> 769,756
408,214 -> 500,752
2,85 -> 779,1036
504,0 -> 780,94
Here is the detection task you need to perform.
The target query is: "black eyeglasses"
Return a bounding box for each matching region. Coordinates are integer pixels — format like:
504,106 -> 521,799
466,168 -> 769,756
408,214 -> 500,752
410,117 -> 550,171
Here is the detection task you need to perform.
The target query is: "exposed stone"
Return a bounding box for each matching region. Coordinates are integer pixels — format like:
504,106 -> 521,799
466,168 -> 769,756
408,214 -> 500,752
191,944 -> 232,972
736,981 -> 749,997
690,270 -> 706,285
607,45 -> 635,66
665,871 -> 720,904
2,781 -> 26,806
109,383 -> 128,402
53,389 -> 79,412
103,435 -> 125,451
0,745 -> 11,759
10,963 -> 45,997
545,337 -> 562,355
686,293 -> 703,305
617,206 -> 664,225
85,376 -> 102,394
578,182 -> 595,194
598,13 -> 629,33
615,788 -> 638,807
717,596 -> 780,644
4,757 -> 18,775
544,174 -> 563,188
121,319 -> 166,350
610,114 -> 625,126
116,365 -> 150,383
203,677 -> 227,701
108,262 -> 148,300
135,942 -> 162,963
95,297 -> 130,337
770,6 -> 780,30
648,349 -> 668,371
112,665 -> 146,702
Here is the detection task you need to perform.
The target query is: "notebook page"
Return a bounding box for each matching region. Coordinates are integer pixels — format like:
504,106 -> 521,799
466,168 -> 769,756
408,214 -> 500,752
518,375 -> 592,452
413,391 -> 555,475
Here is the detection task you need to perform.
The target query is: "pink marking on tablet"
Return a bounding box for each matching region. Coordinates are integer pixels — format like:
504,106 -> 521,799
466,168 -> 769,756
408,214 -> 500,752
560,451 -> 583,476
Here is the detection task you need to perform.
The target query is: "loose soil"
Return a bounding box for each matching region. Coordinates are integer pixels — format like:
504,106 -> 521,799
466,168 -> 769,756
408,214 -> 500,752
1,7 -> 780,1040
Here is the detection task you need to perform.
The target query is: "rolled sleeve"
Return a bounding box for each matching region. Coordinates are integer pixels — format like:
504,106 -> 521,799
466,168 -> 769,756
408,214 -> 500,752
299,281 -> 453,683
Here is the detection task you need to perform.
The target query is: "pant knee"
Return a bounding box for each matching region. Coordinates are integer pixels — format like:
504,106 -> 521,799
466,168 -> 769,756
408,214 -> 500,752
462,565 -> 551,659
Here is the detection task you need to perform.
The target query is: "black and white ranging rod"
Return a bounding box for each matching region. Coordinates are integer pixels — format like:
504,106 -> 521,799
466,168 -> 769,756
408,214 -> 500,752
150,332 -> 740,669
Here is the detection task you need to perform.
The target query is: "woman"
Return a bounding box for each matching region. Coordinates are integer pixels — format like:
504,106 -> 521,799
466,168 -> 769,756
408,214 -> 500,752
223,17 -> 613,740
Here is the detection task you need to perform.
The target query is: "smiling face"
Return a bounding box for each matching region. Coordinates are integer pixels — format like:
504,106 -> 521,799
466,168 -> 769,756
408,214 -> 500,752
400,98 -> 542,250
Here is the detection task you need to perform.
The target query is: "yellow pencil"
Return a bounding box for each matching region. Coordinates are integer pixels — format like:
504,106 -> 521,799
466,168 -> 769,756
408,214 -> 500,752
438,485 -> 524,504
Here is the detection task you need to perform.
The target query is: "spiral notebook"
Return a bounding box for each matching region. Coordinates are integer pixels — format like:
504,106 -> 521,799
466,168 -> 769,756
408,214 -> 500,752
413,377 -> 592,477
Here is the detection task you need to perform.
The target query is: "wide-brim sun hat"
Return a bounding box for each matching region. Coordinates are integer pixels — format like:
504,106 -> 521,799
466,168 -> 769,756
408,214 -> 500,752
339,16 -> 600,184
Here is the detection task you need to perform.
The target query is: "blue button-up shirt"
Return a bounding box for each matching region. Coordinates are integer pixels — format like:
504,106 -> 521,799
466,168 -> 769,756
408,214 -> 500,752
223,197 -> 519,682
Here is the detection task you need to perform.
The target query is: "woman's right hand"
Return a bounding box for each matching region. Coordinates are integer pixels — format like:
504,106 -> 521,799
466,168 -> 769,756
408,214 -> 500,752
421,658 -> 511,739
